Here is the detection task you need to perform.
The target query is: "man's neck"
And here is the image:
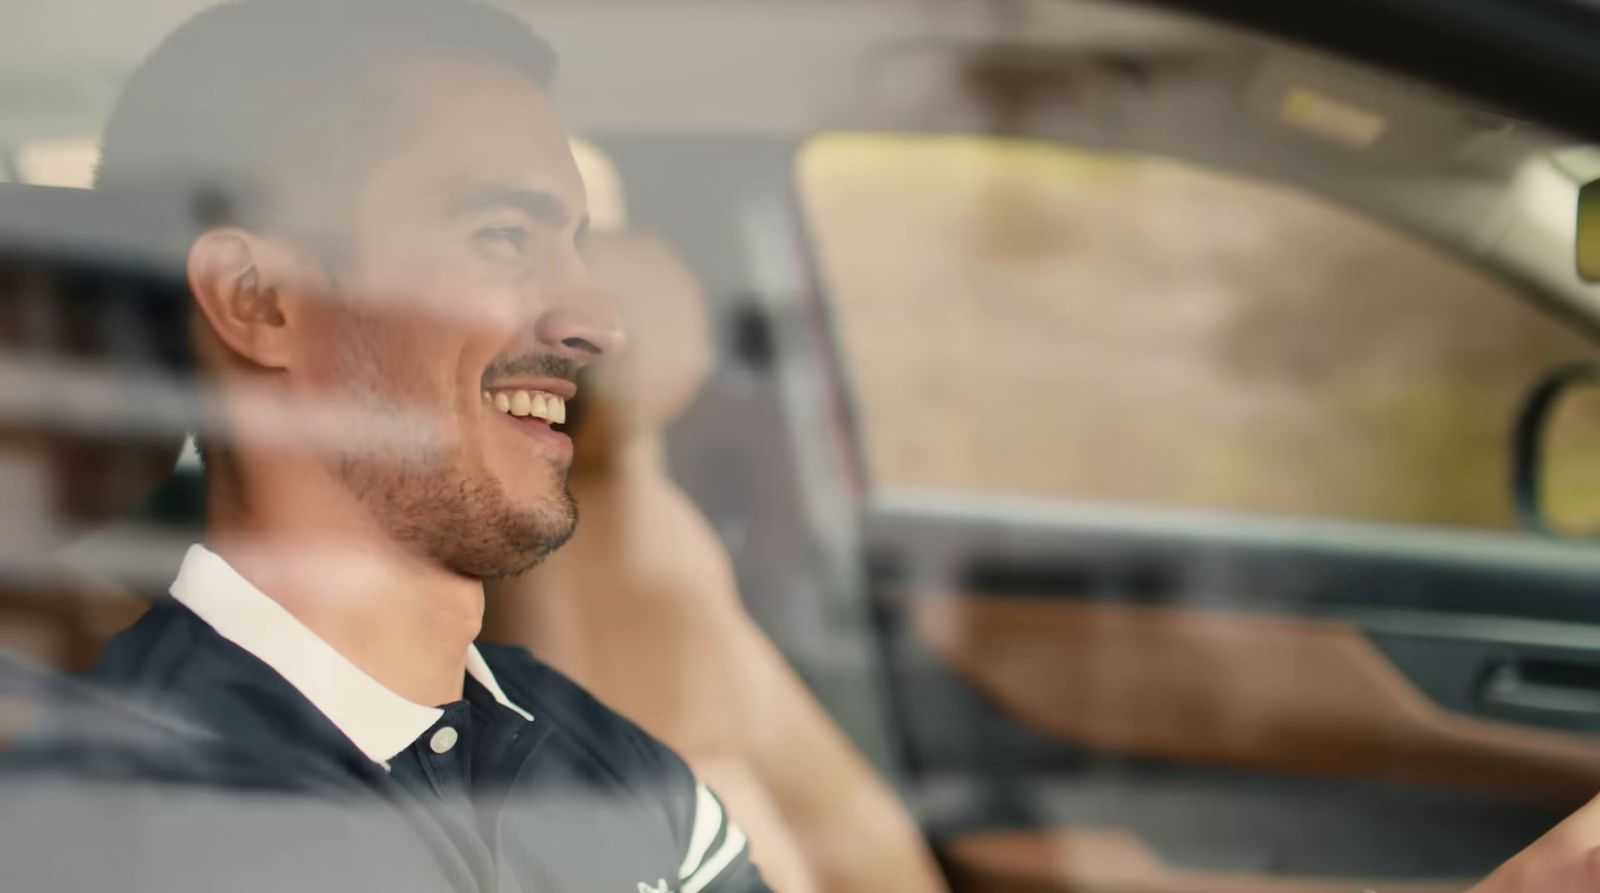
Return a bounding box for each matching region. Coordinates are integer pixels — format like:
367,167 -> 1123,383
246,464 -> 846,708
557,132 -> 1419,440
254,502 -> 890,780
203,460 -> 483,708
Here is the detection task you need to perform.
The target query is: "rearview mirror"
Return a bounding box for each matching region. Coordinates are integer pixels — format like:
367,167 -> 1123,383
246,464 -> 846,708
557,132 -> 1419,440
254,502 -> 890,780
1514,362 -> 1600,536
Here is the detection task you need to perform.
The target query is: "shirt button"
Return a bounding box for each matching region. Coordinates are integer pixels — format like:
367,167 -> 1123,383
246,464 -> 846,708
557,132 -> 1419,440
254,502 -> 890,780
429,726 -> 459,754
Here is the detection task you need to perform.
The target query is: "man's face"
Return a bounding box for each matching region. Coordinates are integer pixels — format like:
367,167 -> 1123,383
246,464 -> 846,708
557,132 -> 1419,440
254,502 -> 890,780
287,50 -> 620,580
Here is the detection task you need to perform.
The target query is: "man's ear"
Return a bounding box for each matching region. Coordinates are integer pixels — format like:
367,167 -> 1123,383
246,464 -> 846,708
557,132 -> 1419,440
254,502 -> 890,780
186,228 -> 319,369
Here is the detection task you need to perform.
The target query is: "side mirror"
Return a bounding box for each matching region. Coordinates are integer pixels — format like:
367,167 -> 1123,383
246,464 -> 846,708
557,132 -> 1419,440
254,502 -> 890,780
1577,179 -> 1600,283
1514,362 -> 1600,536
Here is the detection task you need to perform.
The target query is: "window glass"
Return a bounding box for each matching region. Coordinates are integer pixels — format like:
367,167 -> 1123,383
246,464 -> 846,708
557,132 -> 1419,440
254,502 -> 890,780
800,133 -> 1600,529
8,2 -> 1600,888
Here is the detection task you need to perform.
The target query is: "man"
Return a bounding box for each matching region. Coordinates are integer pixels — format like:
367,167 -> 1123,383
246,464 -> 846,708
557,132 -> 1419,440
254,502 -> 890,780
7,1 -> 768,890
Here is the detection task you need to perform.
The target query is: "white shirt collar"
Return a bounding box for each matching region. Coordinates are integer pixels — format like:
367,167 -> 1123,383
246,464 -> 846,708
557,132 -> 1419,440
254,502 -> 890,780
168,543 -> 533,768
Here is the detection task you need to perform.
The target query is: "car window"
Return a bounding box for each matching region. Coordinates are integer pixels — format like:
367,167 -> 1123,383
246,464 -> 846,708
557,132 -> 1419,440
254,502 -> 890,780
10,2 -> 1600,891
800,133 -> 1600,530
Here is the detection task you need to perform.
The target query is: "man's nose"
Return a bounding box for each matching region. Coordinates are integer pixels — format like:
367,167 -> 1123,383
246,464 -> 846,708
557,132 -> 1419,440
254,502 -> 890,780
532,256 -> 627,361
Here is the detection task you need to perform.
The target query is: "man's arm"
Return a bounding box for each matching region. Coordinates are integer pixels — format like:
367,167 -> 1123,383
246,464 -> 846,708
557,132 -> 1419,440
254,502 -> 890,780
647,478 -> 947,893
690,758 -> 820,891
675,780 -> 770,893
723,611 -> 948,893
482,446 -> 946,892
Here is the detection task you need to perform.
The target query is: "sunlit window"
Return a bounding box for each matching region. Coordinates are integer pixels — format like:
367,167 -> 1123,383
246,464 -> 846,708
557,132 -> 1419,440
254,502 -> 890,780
571,137 -> 627,233
14,138 -> 99,188
800,133 -> 1600,529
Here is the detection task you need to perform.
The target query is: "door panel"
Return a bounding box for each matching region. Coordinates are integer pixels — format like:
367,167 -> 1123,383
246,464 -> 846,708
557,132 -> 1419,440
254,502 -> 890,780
865,496 -> 1597,883
943,829 -> 1465,893
914,595 -> 1600,800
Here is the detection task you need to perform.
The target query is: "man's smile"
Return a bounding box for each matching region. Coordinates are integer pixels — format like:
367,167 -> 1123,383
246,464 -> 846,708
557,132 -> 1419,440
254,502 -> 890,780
482,384 -> 573,455
483,387 -> 568,424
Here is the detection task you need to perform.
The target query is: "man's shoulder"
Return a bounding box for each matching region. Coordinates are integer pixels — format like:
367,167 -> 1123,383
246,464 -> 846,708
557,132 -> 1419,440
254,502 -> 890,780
5,601 -> 361,790
91,597 -> 210,687
476,642 -> 699,825
478,646 -> 774,891
90,599 -> 295,732
477,641 -> 691,775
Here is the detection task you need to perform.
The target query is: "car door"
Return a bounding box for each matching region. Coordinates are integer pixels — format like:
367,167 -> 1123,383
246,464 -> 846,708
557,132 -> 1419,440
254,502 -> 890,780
787,3 -> 1600,891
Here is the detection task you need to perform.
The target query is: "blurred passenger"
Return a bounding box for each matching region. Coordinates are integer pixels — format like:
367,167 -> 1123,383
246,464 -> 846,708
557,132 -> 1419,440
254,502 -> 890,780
483,233 -> 949,893
6,1 -> 770,890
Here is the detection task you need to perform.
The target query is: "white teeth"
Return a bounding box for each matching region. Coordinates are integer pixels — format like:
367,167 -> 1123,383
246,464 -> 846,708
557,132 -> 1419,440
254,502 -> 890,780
489,389 -> 567,424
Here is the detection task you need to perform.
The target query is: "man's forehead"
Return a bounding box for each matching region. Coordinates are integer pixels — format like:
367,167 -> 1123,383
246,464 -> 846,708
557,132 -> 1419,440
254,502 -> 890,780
356,47 -> 586,211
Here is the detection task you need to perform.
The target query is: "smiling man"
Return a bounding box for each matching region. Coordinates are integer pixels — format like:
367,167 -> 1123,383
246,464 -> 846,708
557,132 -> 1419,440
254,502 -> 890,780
19,0 -> 769,890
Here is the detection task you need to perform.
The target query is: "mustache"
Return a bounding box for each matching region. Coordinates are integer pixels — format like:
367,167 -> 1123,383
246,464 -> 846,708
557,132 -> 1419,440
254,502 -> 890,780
480,352 -> 580,387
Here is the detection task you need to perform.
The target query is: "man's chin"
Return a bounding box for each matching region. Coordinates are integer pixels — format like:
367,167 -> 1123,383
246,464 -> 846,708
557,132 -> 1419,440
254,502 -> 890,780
468,492 -> 578,582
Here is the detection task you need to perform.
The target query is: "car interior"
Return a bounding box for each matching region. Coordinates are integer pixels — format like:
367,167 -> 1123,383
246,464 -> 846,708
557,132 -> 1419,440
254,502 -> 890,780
9,0 -> 1600,891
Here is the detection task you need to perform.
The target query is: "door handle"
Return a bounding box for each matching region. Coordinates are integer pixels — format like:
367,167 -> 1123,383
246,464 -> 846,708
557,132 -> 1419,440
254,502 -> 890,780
1478,660 -> 1600,721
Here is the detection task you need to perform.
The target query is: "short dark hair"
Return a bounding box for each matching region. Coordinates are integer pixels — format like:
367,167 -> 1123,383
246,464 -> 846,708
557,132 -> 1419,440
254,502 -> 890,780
94,0 -> 559,460
97,0 -> 557,264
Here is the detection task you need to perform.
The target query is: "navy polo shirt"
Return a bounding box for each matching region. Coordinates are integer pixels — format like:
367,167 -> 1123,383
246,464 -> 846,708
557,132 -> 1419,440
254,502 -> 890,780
3,545 -> 769,893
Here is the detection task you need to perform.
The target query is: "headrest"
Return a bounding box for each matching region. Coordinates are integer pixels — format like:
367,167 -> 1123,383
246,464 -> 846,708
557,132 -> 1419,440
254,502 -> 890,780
574,232 -> 711,461
0,182 -> 191,396
0,183 -> 184,274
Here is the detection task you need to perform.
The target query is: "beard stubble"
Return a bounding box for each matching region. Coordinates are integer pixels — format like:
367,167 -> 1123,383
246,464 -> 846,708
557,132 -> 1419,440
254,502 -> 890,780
327,307 -> 576,581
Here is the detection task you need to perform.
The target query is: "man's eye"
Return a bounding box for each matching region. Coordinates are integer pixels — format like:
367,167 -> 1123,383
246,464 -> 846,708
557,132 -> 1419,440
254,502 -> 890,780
474,226 -> 532,257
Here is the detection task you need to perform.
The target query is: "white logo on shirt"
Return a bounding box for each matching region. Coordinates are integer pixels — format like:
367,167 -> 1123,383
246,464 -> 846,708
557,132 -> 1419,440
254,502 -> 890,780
637,881 -> 671,893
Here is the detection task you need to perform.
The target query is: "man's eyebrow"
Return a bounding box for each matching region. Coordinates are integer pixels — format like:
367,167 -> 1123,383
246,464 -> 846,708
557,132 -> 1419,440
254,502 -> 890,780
453,185 -> 574,229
